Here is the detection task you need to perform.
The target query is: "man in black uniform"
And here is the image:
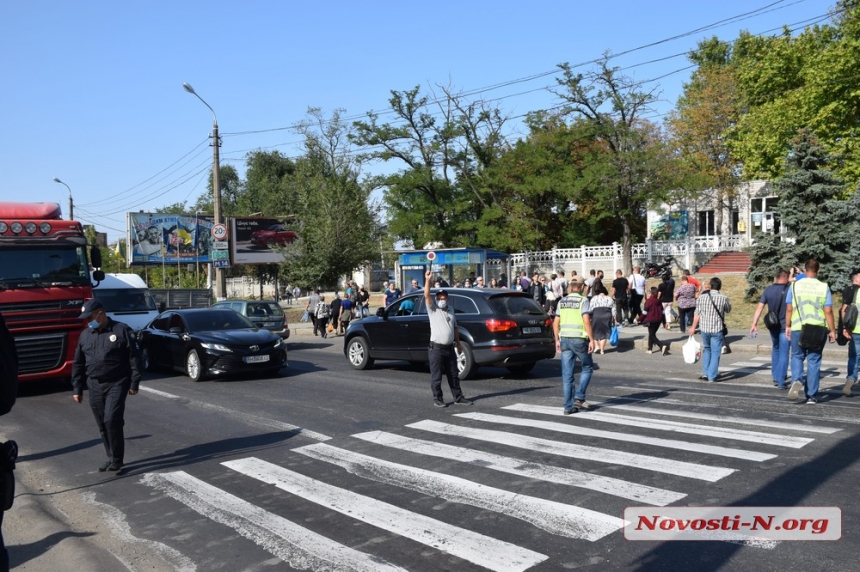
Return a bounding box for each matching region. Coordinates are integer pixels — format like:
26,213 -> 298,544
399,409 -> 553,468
72,299 -> 141,472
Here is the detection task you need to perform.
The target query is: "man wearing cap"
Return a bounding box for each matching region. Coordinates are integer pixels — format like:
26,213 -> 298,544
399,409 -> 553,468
71,299 -> 141,472
424,270 -> 473,408
554,275 -> 595,414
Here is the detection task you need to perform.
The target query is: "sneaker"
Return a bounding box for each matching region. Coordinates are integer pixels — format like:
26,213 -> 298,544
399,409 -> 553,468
646,350 -> 653,354
777,385 -> 788,391
563,409 -> 575,415
661,346 -> 668,356
98,461 -> 112,472
698,375 -> 708,380
788,381 -> 803,401
433,399 -> 446,408
454,395 -> 473,406
707,379 -> 716,383
721,346 -> 732,355
805,396 -> 818,404
843,378 -> 855,397
574,400 -> 592,411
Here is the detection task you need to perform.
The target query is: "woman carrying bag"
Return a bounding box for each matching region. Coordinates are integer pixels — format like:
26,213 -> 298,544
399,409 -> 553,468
642,287 -> 668,355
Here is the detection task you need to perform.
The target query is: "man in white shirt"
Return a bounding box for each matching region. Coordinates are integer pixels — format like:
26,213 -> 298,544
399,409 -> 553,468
423,270 -> 473,408
628,266 -> 647,325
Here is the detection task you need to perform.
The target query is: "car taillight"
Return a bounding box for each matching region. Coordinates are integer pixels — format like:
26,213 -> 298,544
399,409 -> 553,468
485,318 -> 519,332
545,317 -> 553,327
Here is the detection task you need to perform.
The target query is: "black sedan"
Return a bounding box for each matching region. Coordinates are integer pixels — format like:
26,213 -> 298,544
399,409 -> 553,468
138,309 -> 288,381
343,288 -> 555,379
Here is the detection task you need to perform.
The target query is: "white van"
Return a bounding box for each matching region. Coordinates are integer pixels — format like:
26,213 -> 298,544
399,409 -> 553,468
91,273 -> 159,331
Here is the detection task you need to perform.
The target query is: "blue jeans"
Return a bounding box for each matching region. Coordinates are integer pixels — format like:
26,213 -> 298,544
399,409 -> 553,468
790,330 -> 823,398
701,331 -> 723,381
560,337 -> 593,411
768,328 -> 790,387
847,333 -> 860,381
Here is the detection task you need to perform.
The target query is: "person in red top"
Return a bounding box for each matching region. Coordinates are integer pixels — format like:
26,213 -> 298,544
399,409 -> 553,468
683,269 -> 701,294
642,287 -> 668,355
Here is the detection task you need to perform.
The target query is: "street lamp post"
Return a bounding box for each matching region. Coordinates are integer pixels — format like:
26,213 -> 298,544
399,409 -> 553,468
52,177 -> 73,219
182,82 -> 225,300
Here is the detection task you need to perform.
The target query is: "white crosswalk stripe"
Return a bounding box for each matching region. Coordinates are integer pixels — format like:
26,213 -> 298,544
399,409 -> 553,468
407,419 -> 736,481
453,411 -> 777,461
223,456 -> 549,572
502,404 -> 815,448
140,392 -> 846,568
293,442 -> 625,541
350,430 -> 685,506
142,470 -> 409,572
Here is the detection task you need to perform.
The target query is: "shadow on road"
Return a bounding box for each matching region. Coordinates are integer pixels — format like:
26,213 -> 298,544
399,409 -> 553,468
10,531 -> 97,568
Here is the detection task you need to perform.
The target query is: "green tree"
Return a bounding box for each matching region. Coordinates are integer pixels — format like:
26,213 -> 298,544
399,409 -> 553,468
192,164 -> 243,216
281,108 -> 380,288
747,130 -> 856,297
552,58 -> 677,271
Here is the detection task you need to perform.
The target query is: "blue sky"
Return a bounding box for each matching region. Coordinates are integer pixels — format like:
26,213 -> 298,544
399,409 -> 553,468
0,0 -> 836,243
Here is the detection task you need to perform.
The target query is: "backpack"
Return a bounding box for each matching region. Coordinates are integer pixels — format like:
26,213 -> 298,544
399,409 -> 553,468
315,301 -> 330,319
845,302 -> 859,332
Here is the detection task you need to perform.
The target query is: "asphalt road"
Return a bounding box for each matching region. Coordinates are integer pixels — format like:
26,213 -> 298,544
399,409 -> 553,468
3,335 -> 859,571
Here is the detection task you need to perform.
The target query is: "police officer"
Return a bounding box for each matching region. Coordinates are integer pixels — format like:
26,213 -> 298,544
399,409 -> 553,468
785,259 -> 837,404
554,275 -> 595,414
423,270 -> 473,408
72,299 -> 141,472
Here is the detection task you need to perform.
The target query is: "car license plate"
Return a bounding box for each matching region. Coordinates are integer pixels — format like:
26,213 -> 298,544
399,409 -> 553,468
262,322 -> 276,327
522,326 -> 542,334
245,355 -> 270,363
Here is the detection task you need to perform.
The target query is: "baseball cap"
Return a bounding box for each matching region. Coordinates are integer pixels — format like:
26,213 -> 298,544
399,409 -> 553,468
568,276 -> 585,285
79,299 -> 104,319
435,289 -> 448,297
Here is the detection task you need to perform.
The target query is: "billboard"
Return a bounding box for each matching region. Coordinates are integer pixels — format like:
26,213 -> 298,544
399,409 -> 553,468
649,211 -> 689,240
128,212 -> 215,265
231,217 -> 297,265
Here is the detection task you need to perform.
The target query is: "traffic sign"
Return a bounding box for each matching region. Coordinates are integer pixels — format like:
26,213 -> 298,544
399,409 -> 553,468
426,251 -> 436,261
213,260 -> 230,269
211,250 -> 229,260
211,224 -> 228,240
211,240 -> 229,250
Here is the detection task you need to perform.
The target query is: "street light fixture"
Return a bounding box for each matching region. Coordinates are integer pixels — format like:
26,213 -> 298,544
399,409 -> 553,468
183,82 -> 225,300
52,177 -> 73,219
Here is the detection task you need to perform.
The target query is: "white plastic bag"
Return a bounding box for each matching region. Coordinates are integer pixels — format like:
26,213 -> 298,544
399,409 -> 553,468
682,335 -> 701,365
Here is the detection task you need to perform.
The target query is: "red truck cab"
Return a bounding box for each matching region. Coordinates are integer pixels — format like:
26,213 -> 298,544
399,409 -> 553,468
0,202 -> 103,382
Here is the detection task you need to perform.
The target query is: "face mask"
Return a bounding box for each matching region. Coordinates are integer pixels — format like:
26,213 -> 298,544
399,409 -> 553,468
88,318 -> 100,329
437,299 -> 448,310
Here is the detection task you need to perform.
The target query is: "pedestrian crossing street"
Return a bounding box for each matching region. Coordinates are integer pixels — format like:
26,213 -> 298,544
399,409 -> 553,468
718,356 -> 845,382
141,389 -> 846,572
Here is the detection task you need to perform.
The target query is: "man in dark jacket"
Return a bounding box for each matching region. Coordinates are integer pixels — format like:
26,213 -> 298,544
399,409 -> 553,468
72,300 -> 141,472
0,315 -> 18,571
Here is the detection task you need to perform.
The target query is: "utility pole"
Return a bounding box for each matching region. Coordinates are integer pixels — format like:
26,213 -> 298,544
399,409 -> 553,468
52,177 -> 73,219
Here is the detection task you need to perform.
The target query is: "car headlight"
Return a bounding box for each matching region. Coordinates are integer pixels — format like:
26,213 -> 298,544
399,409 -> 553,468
200,342 -> 232,352
273,338 -> 283,348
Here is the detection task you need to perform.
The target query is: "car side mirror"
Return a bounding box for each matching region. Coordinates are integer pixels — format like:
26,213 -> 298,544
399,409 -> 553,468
376,307 -> 386,318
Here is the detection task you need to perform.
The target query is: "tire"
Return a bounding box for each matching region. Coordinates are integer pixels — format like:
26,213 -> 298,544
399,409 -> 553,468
186,349 -> 204,382
456,342 -> 476,380
346,337 -> 374,370
141,348 -> 152,371
266,238 -> 275,247
506,362 -> 536,375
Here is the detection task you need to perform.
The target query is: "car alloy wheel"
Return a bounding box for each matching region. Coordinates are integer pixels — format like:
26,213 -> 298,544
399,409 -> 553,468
186,349 -> 203,382
347,337 -> 374,370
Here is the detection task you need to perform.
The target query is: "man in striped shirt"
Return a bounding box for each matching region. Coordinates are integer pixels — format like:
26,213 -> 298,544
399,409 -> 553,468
688,277 -> 731,382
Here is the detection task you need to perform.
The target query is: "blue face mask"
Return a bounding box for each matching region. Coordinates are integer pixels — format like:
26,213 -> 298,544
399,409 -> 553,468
88,318 -> 100,329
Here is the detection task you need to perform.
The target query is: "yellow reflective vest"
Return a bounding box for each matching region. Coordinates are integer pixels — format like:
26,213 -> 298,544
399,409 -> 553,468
790,278 -> 829,331
557,293 -> 588,339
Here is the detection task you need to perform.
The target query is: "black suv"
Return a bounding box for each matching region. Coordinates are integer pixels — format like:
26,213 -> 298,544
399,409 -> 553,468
343,288 -> 555,379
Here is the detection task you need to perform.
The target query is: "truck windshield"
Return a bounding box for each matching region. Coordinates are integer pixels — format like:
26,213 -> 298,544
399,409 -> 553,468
0,246 -> 90,285
93,289 -> 157,312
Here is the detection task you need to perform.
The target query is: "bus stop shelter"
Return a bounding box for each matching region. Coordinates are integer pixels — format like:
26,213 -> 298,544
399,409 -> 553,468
395,248 -> 510,288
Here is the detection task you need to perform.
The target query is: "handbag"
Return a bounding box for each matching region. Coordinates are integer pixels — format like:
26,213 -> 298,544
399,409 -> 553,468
682,335 -> 701,364
609,324 -> 619,346
763,284 -> 789,331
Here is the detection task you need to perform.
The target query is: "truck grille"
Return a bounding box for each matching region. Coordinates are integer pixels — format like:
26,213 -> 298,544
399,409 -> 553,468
15,333 -> 66,374
0,299 -> 83,325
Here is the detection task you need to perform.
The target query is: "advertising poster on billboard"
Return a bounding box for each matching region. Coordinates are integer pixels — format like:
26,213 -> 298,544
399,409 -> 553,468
231,217 -> 298,265
128,212 -> 215,265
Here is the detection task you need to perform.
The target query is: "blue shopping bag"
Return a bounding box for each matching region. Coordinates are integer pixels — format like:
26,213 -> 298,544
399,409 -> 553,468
609,324 -> 619,346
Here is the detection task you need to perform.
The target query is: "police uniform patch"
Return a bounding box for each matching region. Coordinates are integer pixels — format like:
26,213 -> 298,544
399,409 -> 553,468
109,334 -> 117,342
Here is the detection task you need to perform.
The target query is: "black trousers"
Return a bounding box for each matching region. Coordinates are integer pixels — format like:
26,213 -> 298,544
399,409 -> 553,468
429,346 -> 464,401
614,297 -> 629,324
310,314 -> 318,335
1,509 -> 7,572
87,378 -> 131,464
678,307 -> 695,330
630,293 -> 644,322
647,322 -> 663,351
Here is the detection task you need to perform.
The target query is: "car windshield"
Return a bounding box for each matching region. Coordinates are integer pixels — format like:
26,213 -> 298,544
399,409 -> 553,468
93,288 -> 157,312
487,295 -> 546,316
247,302 -> 284,317
183,310 -> 256,332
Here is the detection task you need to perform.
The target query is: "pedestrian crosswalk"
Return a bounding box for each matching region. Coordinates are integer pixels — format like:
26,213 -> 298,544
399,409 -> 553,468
141,393 -> 844,571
